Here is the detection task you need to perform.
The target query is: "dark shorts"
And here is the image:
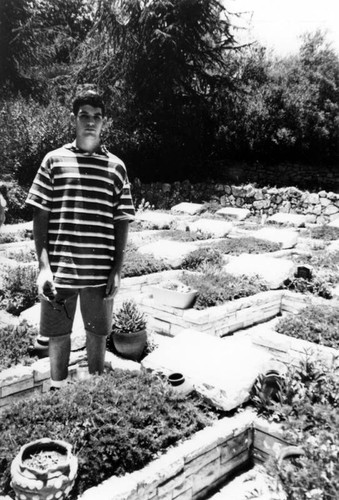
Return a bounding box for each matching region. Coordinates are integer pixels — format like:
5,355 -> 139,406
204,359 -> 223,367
39,286 -> 114,338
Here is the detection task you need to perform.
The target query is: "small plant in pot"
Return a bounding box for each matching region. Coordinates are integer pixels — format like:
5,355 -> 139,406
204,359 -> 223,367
109,299 -> 147,361
152,279 -> 198,309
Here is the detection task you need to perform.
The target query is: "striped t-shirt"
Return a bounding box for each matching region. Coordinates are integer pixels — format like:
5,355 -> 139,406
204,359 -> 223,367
26,142 -> 135,288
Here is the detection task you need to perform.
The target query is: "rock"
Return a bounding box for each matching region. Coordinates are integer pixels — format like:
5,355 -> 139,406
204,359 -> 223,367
142,330 -> 273,411
188,219 -> 233,238
171,203 -> 204,215
328,218 -> 339,228
138,240 -> 199,268
223,254 -> 295,289
266,212 -> 307,227
216,207 -> 251,221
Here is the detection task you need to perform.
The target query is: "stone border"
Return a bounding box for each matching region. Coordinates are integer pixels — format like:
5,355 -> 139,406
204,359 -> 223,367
78,410 -> 288,500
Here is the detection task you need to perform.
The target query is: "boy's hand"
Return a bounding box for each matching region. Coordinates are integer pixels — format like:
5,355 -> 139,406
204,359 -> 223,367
37,268 -> 57,301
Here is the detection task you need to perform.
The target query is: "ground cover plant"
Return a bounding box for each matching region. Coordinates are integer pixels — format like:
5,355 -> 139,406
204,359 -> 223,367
122,243 -> 170,277
0,370 -> 217,499
251,358 -> 339,499
0,229 -> 32,244
0,321 -> 38,371
275,304 -> 339,349
310,225 -> 339,241
212,236 -> 281,255
0,263 -> 39,315
181,268 -> 269,309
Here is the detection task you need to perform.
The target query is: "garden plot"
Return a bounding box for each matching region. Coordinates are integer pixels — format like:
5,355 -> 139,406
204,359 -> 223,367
78,410 -> 290,500
140,288 -> 283,337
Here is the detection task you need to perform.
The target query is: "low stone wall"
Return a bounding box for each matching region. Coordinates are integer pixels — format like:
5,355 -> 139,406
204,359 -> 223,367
133,180 -> 339,224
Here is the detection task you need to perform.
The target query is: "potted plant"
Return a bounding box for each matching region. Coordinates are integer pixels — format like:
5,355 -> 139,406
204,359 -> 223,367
110,300 -> 147,361
10,437 -> 78,500
151,279 -> 198,309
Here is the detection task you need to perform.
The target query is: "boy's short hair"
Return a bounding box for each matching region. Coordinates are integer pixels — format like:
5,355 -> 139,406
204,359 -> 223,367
72,91 -> 106,116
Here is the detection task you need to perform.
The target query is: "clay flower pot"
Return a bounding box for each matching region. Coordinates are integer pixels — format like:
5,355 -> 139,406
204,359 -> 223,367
11,438 -> 78,500
111,300 -> 148,361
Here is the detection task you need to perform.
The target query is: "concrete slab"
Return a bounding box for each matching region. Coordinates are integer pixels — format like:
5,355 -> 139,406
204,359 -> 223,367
138,240 -> 199,268
171,202 -> 204,215
223,254 -> 295,289
328,217 -> 339,228
250,227 -> 298,249
142,330 -> 273,411
216,207 -> 251,221
188,219 -> 233,238
267,212 -> 307,227
327,240 -> 339,253
135,211 -> 175,229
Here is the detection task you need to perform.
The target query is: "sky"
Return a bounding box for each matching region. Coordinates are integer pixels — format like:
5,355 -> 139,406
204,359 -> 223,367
226,0 -> 339,55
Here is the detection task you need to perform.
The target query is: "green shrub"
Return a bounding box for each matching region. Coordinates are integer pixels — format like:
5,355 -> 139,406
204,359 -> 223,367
0,371 -> 215,498
122,245 -> 170,277
0,264 -> 39,315
181,270 -> 269,309
213,237 -> 281,255
4,248 -> 36,263
310,225 -> 339,240
0,228 -> 32,244
0,321 -> 38,371
181,247 -> 225,270
284,276 -> 333,299
251,359 -> 339,500
275,304 -> 339,349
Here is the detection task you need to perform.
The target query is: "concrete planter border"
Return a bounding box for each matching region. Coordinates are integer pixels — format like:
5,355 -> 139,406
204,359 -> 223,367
78,410 -> 288,500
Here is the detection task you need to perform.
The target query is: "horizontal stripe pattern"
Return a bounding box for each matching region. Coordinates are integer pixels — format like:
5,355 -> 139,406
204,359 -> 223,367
26,143 -> 135,287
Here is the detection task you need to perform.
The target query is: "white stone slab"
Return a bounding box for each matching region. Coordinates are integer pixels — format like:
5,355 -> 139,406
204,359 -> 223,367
188,219 -> 233,238
135,211 -> 175,229
216,207 -> 251,221
223,255 -> 295,289
267,212 -> 307,227
138,240 -> 198,268
171,202 -> 204,215
250,227 -> 298,249
328,217 -> 339,228
142,330 -> 273,411
327,240 -> 339,253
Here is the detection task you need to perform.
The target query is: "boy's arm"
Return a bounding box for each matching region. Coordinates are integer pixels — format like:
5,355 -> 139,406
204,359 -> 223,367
105,220 -> 130,298
33,207 -> 56,300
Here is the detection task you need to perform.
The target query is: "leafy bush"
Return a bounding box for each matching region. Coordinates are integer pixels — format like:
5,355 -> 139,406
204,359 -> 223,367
181,270 -> 269,309
181,247 -> 225,270
0,321 -> 38,371
4,247 -> 36,263
0,371 -> 215,498
213,237 -> 281,255
0,263 -> 39,315
284,276 -> 333,299
0,228 -> 32,244
122,244 -> 170,277
276,304 -> 339,349
251,358 -> 339,500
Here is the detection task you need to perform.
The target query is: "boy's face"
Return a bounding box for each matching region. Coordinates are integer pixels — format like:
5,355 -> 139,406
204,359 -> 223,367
73,104 -> 105,144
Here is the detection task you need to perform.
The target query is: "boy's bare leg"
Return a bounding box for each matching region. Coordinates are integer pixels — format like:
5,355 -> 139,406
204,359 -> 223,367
86,331 -> 106,375
49,334 -> 71,382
